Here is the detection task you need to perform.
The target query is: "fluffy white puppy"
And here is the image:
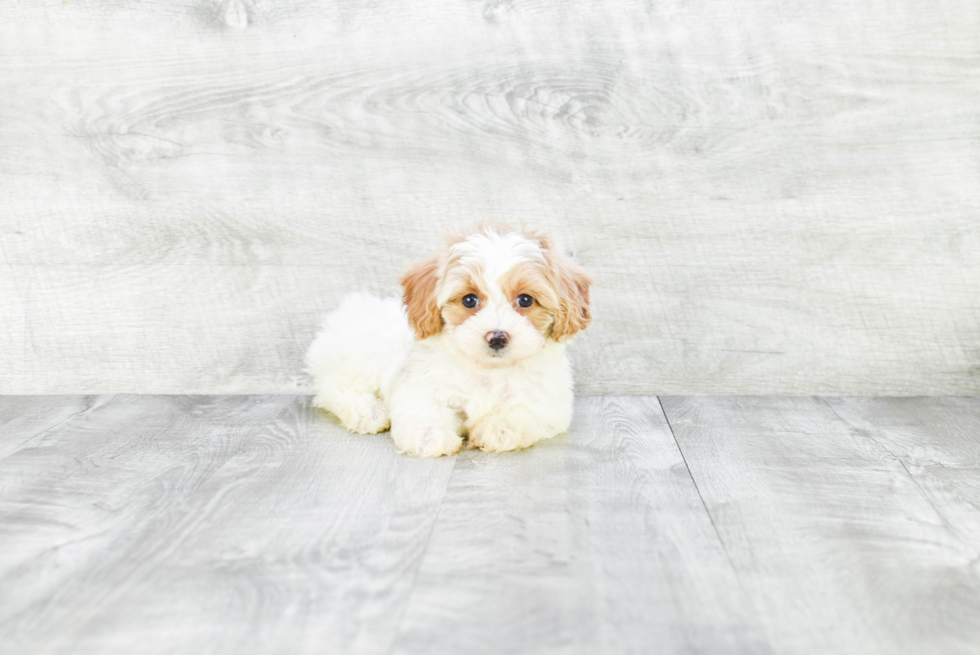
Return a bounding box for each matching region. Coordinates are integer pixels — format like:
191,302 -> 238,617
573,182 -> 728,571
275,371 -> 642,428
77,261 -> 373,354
305,224 -> 592,458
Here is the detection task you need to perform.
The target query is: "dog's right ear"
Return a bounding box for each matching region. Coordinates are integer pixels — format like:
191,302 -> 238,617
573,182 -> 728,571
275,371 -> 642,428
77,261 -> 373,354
400,254 -> 444,339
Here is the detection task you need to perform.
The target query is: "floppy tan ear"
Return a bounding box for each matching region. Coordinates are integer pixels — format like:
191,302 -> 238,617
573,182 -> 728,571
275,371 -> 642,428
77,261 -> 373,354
400,254 -> 444,339
548,251 -> 592,343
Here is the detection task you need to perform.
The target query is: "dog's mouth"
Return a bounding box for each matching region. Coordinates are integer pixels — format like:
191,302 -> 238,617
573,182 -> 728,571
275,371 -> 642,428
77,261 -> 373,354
480,347 -> 520,368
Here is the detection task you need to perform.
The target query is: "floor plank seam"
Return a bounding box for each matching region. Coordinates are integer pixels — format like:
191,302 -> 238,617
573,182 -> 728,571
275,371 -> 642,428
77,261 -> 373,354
10,395 -> 103,453
896,455 -> 962,538
656,397 -> 744,588
820,399 -> 962,537
383,452 -> 461,655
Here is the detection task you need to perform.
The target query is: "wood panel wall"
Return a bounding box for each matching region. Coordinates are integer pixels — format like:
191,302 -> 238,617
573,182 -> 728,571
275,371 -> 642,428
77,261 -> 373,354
2,0 -> 978,394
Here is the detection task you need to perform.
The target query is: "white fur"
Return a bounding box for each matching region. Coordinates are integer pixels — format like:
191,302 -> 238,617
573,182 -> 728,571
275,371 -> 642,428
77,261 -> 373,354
305,232 -> 579,458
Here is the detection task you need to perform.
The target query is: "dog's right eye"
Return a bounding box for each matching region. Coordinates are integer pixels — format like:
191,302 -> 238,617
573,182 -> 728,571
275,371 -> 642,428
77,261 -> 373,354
462,294 -> 480,309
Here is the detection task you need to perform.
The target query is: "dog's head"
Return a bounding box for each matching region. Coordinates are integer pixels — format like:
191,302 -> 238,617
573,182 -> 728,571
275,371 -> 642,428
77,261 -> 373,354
400,224 -> 591,368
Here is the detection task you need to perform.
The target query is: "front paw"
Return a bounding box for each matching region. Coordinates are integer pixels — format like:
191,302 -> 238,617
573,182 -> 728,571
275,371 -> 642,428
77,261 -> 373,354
468,418 -> 538,453
392,426 -> 462,458
335,394 -> 390,435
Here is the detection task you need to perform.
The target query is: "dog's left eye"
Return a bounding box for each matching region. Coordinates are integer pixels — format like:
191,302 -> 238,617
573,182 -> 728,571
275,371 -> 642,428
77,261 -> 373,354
517,294 -> 534,308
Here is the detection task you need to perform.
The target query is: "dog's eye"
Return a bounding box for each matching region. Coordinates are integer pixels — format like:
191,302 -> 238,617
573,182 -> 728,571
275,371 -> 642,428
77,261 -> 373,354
517,294 -> 534,308
462,294 -> 480,309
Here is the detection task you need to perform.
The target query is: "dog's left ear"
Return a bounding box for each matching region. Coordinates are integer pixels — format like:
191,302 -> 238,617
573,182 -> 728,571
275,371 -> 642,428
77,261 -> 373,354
548,251 -> 592,343
400,253 -> 444,339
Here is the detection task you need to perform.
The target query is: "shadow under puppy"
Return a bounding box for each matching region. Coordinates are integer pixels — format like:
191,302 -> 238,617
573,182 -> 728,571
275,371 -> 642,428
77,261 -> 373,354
305,223 -> 591,457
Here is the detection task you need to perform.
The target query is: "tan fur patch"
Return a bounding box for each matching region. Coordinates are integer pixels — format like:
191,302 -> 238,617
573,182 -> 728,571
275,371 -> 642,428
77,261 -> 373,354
442,290 -> 485,327
400,254 -> 443,339
544,250 -> 592,342
502,233 -> 592,342
499,264 -> 559,335
440,266 -> 490,328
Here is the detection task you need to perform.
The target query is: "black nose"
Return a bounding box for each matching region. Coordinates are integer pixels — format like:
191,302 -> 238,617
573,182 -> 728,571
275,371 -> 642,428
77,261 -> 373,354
486,330 -> 509,350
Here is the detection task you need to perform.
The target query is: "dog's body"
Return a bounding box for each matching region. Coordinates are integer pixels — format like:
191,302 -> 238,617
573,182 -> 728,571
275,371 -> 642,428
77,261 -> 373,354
305,225 -> 591,457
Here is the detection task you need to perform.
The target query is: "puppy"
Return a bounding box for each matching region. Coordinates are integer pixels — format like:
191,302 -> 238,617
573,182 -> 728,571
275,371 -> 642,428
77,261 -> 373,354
305,223 -> 591,457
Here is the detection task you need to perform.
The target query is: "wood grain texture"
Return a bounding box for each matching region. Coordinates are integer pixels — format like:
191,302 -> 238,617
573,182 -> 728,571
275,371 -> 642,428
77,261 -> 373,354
0,394 -> 457,655
1,0 -> 979,394
3,394 -> 980,653
0,395 -> 97,461
0,394 -> 770,655
660,395 -> 980,655
393,396 -> 767,655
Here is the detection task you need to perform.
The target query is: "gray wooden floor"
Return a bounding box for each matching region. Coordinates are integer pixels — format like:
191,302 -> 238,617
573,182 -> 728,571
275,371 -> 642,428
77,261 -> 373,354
2,396 -> 979,654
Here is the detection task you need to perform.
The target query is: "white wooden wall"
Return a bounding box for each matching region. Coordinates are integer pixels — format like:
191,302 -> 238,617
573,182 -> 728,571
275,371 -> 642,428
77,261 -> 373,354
1,0 -> 978,395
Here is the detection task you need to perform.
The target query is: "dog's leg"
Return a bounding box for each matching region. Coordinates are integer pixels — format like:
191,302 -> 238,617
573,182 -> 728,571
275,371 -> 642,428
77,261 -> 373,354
467,404 -> 569,453
313,384 -> 390,435
389,397 -> 462,458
